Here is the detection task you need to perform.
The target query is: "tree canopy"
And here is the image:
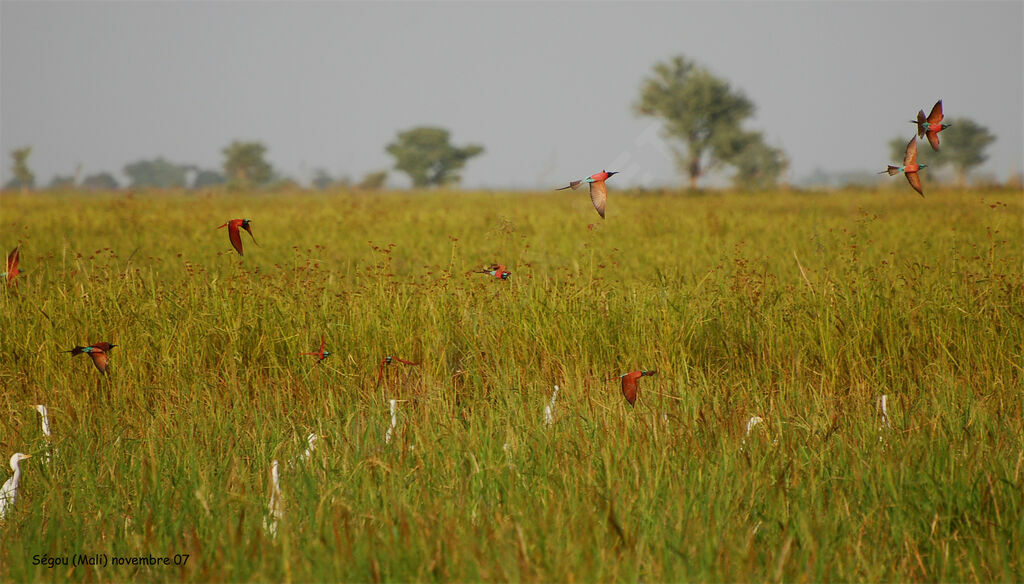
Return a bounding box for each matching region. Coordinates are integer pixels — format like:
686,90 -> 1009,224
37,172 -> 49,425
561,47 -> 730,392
386,127 -> 484,188
123,157 -> 190,189
635,55 -> 786,190
222,141 -> 273,188
5,147 -> 35,191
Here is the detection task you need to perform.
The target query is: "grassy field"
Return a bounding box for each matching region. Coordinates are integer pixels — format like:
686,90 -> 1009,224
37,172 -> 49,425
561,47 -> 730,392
1,187 -> 1022,581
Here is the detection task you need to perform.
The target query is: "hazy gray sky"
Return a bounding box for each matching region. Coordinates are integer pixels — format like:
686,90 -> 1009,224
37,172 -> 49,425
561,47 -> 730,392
2,1 -> 1021,189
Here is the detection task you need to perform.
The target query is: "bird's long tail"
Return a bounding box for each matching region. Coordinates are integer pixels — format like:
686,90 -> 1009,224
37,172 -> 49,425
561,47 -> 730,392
878,166 -> 901,176
555,180 -> 583,191
66,346 -> 87,356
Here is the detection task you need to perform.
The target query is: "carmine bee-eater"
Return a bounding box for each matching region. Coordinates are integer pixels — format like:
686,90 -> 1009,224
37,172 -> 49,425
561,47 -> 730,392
619,370 -> 657,406
879,135 -> 927,197
910,99 -> 951,151
300,334 -> 331,363
2,247 -> 20,284
217,219 -> 257,256
376,355 -> 419,389
556,170 -> 618,219
66,342 -> 117,375
476,264 -> 511,280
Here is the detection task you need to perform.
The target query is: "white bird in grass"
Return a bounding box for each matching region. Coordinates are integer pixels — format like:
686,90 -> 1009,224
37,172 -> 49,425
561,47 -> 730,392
385,399 -> 398,444
34,405 -> 53,463
263,459 -> 282,538
300,433 -> 318,461
1,453 -> 33,521
544,385 -> 559,426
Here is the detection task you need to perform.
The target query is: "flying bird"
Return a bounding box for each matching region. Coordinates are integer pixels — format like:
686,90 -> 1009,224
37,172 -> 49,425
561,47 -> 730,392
66,342 -> 117,374
376,355 -> 419,389
911,100 -> 951,151
619,370 -> 657,406
217,219 -> 257,256
556,170 -> 618,218
2,247 -> 20,284
476,264 -> 511,280
1,453 -> 32,521
879,136 -> 927,196
300,334 -> 331,363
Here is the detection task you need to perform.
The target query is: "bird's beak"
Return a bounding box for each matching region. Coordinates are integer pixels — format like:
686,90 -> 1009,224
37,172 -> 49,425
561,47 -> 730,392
920,164 -> 929,169
217,223 -> 227,229
607,171 -> 619,177
110,344 -> 118,349
23,454 -> 32,459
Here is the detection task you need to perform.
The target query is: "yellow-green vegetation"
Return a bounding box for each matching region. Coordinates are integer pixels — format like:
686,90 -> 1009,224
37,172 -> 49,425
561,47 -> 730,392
1,188 -> 1022,581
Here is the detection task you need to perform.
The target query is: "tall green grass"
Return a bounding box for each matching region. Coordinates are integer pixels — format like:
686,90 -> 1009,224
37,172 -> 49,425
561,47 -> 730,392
1,187 -> 1022,581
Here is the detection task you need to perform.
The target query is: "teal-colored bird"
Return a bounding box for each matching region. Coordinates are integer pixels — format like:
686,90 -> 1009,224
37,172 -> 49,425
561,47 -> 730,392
879,135 -> 927,196
556,170 -> 618,218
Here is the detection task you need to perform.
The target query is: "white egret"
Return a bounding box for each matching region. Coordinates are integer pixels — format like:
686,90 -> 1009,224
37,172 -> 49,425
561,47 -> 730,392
385,399 -> 398,444
34,405 -> 53,463
263,459 -> 282,537
544,385 -> 559,426
33,405 -> 51,437
1,453 -> 33,521
878,395 -> 892,430
745,416 -> 764,436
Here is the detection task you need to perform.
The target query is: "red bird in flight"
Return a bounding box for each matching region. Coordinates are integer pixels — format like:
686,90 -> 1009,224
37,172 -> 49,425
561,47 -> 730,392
300,334 -> 332,363
879,135 -> 927,197
556,170 -> 618,218
619,370 -> 657,406
476,264 -> 511,280
2,247 -> 20,284
217,219 -> 257,255
66,342 -> 117,375
911,100 -> 951,151
376,355 -> 419,389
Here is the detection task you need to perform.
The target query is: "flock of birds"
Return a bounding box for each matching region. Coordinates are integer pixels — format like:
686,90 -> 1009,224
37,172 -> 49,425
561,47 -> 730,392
1,99 -> 945,528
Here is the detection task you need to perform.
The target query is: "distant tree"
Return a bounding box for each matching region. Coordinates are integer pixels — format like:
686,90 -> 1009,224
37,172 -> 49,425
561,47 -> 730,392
888,118 -> 996,186
192,169 -> 226,189
385,127 -> 484,187
722,130 -> 788,190
634,55 -> 757,189
81,172 -> 119,190
48,174 -> 76,189
123,157 -> 189,188
357,170 -> 388,190
311,168 -> 334,190
929,118 -> 997,186
5,147 -> 35,191
222,141 -> 272,188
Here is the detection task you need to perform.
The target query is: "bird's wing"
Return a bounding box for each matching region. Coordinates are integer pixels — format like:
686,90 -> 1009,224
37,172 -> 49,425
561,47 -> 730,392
89,350 -> 109,374
589,181 -> 607,219
395,357 -> 419,366
903,136 -> 918,167
319,335 -> 326,357
905,171 -> 924,197
556,180 -> 583,191
914,110 -> 927,137
621,375 -> 638,406
926,129 -> 940,152
375,359 -> 386,389
927,100 -> 943,124
242,223 -> 259,246
228,223 -> 244,255
6,247 -> 18,276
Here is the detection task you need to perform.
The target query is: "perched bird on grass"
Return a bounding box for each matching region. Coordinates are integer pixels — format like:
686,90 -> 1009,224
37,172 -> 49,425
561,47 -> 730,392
217,219 -> 257,256
65,342 -> 117,374
376,355 -> 419,389
2,247 -> 21,284
556,170 -> 618,218
879,136 -> 927,196
619,370 -> 657,406
476,264 -> 511,280
300,334 -> 331,363
911,100 -> 950,151
263,459 -> 282,538
1,453 -> 32,521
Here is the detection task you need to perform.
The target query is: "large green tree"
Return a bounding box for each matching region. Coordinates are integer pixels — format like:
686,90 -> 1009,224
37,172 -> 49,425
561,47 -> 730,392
722,130 -> 789,190
222,141 -> 273,188
123,157 -> 190,188
888,117 -> 997,186
634,55 -> 757,189
385,127 -> 484,187
5,147 -> 35,191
